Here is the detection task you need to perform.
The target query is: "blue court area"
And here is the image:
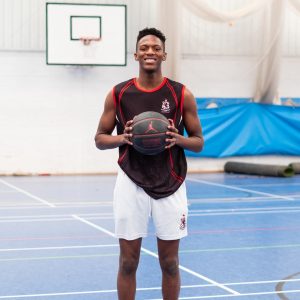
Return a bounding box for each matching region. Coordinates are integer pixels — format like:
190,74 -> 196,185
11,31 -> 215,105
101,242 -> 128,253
0,173 -> 300,299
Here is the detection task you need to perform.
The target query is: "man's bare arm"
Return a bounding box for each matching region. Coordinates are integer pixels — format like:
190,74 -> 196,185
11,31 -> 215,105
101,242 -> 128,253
94,91 -> 133,150
165,88 -> 204,152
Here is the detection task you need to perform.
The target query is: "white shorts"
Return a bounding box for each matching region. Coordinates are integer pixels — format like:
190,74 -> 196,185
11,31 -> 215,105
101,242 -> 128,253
113,168 -> 188,241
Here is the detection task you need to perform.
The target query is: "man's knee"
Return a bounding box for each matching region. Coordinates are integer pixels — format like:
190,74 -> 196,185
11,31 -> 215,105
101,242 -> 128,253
119,257 -> 139,276
160,257 -> 179,277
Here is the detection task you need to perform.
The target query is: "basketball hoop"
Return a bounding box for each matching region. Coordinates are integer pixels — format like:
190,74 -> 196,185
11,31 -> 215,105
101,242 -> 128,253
80,37 -> 101,46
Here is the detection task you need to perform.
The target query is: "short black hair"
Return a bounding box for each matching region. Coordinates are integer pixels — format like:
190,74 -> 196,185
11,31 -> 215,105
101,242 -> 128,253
136,27 -> 166,50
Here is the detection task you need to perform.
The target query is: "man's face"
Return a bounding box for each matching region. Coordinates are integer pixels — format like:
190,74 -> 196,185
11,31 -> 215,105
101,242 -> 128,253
134,35 -> 166,72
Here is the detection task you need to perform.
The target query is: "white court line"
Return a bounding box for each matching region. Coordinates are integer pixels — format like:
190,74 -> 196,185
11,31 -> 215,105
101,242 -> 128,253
2,206 -> 300,223
3,209 -> 300,223
187,178 -> 295,201
0,287 -> 300,299
0,244 -> 118,252
0,212 -> 113,219
0,179 -> 55,207
0,218 -> 75,223
0,201 -> 112,206
188,196 -> 298,204
2,205 -> 299,221
188,209 -> 300,217
0,203 -> 112,210
0,290 -> 116,299
234,182 -> 300,187
72,215 -> 240,296
190,206 -> 300,213
147,289 -> 300,299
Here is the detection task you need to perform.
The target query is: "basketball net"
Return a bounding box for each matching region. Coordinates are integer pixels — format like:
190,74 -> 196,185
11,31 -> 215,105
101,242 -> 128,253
80,37 -> 101,60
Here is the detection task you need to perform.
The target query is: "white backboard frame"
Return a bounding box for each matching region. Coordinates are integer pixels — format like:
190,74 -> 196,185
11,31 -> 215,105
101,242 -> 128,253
46,3 -> 127,66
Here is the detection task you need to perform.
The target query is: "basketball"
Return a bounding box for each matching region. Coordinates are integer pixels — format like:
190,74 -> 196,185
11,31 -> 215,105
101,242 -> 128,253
132,111 -> 169,155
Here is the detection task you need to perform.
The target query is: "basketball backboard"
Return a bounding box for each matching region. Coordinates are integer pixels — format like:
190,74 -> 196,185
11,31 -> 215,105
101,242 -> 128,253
46,3 -> 127,66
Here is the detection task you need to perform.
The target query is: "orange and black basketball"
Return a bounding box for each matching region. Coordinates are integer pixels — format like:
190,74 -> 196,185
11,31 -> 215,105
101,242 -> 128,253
132,111 -> 169,155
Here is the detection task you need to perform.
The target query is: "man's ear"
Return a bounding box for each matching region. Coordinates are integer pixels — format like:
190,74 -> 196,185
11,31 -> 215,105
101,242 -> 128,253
134,53 -> 138,61
162,52 -> 167,61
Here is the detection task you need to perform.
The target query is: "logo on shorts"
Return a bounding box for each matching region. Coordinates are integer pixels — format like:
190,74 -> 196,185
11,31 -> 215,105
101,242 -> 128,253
161,99 -> 170,113
180,214 -> 186,230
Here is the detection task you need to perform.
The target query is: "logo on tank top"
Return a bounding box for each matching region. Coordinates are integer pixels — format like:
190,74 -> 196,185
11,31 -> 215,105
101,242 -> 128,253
161,99 -> 170,113
180,214 -> 186,230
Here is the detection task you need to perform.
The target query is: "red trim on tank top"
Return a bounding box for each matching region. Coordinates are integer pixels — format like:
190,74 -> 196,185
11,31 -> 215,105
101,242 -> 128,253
118,145 -> 129,164
180,85 -> 185,114
166,80 -> 178,124
168,149 -> 184,183
133,77 -> 167,93
112,87 -> 117,108
118,80 -> 134,126
171,170 -> 184,183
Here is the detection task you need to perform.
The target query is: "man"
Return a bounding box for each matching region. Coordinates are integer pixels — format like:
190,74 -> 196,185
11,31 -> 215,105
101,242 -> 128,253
95,27 -> 203,300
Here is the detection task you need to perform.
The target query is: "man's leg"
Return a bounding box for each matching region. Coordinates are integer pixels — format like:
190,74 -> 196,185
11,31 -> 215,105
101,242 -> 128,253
117,238 -> 142,300
157,238 -> 180,300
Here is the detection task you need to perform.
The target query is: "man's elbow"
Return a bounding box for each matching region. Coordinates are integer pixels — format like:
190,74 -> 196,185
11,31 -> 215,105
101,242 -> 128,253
194,137 -> 204,153
94,134 -> 105,150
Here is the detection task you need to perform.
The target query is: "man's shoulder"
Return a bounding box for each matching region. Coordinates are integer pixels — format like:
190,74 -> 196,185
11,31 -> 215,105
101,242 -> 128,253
166,78 -> 185,89
114,78 -> 134,91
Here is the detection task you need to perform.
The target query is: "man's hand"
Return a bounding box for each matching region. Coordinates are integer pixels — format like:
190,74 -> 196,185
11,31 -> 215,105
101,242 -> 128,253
122,120 -> 134,146
165,119 -> 181,149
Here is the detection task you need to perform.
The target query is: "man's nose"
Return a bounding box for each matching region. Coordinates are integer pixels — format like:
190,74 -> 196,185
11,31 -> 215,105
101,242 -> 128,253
146,47 -> 155,54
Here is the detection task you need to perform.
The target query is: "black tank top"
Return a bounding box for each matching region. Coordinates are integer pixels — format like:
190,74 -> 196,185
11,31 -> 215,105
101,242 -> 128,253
113,77 -> 187,199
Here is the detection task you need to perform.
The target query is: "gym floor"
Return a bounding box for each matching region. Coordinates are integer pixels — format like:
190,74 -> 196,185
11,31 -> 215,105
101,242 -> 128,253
0,173 -> 300,299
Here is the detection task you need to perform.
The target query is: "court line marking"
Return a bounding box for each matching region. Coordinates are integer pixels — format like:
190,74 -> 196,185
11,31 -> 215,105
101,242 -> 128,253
188,209 -> 300,217
0,218 -> 78,223
188,197 -> 293,204
182,278 -> 300,287
234,182 -> 300,187
0,179 -> 55,207
72,214 -> 240,296
2,205 -> 300,223
0,195 -> 299,210
0,201 -> 112,207
179,243 -> 300,253
3,207 -> 300,223
0,212 -> 113,219
0,254 -> 118,262
2,243 -> 300,262
0,204 -> 112,210
0,212 -> 113,220
0,244 -> 118,252
0,287 -> 300,299
147,289 -> 300,299
0,234 -> 108,242
0,277 -> 300,297
187,178 -> 295,201
190,206 -> 300,213
0,290 -> 115,299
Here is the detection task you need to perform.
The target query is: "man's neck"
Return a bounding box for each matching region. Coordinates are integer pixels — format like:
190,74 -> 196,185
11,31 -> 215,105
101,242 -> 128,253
136,72 -> 164,90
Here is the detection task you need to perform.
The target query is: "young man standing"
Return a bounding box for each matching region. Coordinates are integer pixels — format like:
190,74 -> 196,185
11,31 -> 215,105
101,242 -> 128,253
95,28 -> 203,300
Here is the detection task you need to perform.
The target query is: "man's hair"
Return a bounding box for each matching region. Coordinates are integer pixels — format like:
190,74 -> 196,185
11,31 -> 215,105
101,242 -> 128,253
136,27 -> 166,50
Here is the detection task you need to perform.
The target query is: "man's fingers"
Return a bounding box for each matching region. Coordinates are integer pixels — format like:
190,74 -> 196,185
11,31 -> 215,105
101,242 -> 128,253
124,127 -> 132,134
165,136 -> 176,149
125,120 -> 134,127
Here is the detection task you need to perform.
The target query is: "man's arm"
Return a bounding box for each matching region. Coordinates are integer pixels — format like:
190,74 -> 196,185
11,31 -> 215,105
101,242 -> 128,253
165,88 -> 204,152
94,91 -> 133,150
